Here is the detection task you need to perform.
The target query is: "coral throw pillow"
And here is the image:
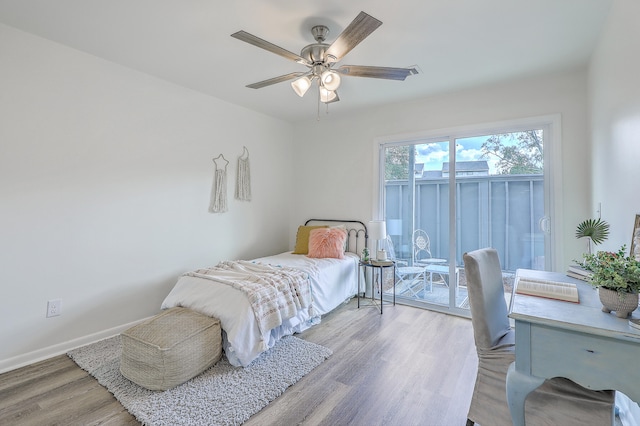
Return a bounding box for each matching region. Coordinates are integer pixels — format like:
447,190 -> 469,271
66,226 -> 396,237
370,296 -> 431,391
307,228 -> 347,259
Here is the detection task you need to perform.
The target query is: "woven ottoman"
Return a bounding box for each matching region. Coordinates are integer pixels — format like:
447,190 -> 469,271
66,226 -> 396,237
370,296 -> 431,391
120,307 -> 222,390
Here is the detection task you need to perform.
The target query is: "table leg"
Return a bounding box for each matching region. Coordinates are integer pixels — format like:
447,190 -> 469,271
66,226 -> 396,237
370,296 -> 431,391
393,264 -> 396,305
357,264 -> 361,308
506,362 -> 544,426
379,267 -> 383,314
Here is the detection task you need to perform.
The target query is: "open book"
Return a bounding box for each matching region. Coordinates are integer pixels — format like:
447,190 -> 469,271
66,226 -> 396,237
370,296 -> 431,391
516,277 -> 579,303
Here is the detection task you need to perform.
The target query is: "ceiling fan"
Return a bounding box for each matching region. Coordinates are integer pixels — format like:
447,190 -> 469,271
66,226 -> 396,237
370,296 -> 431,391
231,11 -> 418,104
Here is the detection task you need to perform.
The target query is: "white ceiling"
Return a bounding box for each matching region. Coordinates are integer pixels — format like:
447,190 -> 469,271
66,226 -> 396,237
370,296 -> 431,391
0,0 -> 612,123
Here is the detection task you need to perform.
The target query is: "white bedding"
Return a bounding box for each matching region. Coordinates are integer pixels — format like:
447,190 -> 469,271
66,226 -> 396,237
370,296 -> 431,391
161,252 -> 359,367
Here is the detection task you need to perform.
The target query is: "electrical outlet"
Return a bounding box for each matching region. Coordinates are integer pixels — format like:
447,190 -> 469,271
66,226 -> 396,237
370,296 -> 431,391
47,299 -> 61,317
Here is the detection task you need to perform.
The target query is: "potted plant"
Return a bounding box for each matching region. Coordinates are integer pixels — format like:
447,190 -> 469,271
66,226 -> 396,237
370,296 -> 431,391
581,245 -> 640,318
361,247 -> 370,263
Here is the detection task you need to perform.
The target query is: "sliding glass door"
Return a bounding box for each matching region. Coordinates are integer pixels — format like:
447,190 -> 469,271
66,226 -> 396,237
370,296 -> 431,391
380,122 -> 551,315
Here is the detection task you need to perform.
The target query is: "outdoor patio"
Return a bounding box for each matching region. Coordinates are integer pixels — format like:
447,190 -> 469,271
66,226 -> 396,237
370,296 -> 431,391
380,268 -> 515,310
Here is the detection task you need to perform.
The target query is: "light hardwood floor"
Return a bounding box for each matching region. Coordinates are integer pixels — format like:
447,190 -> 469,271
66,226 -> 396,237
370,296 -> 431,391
0,299 -> 478,426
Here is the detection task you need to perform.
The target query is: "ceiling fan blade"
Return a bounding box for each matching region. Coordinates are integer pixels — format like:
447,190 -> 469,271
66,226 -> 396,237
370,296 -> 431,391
246,72 -> 306,89
336,65 -> 418,80
231,31 -> 311,66
324,11 -> 382,62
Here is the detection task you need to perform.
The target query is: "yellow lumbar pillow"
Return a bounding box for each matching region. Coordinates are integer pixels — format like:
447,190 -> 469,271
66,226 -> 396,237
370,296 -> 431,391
292,225 -> 328,254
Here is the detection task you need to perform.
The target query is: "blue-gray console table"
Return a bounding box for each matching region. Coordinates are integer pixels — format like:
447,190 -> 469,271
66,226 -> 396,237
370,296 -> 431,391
507,269 -> 640,425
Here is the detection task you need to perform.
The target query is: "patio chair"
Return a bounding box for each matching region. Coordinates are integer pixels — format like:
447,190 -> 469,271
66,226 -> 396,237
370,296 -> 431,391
383,235 -> 430,298
463,247 -> 615,426
412,229 -> 459,289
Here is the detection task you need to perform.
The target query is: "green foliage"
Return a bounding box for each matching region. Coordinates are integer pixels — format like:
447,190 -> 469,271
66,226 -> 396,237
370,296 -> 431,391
582,245 -> 640,295
361,247 -> 370,262
384,145 -> 410,180
481,130 -> 543,175
575,218 -> 610,245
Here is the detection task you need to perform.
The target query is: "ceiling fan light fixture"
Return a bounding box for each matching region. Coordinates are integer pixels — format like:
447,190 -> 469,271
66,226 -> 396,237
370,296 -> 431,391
319,86 -> 339,103
291,75 -> 312,97
233,11 -> 417,113
320,70 -> 341,91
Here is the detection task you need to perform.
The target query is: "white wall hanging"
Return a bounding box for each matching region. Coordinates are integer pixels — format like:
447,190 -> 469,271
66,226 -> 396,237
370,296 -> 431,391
209,154 -> 229,213
235,146 -> 251,201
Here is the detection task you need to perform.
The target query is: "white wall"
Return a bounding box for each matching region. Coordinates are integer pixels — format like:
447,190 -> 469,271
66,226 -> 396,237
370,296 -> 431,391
292,69 -> 591,270
589,0 -> 640,250
0,24 -> 294,372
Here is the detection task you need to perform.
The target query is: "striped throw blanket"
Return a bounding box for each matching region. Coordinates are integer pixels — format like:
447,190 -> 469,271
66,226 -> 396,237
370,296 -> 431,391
184,260 -> 313,341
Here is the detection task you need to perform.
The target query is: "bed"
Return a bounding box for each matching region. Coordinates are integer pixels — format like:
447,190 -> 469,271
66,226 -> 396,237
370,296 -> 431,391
161,219 -> 367,367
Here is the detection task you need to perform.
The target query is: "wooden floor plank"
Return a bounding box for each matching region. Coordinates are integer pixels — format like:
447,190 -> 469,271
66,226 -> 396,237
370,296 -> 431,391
0,299 -> 477,426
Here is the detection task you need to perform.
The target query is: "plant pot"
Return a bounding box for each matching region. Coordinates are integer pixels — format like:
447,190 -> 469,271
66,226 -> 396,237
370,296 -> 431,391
598,287 -> 639,318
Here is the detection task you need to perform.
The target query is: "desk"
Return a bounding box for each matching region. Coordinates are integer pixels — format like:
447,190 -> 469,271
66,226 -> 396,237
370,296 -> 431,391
507,269 -> 640,426
358,261 -> 395,314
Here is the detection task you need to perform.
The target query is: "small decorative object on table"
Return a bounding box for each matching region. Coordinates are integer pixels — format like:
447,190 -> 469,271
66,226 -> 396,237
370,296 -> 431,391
361,247 -> 370,263
581,244 -> 640,318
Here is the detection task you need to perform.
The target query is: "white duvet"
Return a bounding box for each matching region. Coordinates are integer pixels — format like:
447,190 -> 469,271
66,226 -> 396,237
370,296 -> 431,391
161,252 -> 359,367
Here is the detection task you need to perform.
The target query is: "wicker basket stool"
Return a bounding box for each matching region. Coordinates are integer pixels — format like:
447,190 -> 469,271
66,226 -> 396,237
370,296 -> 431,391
120,307 -> 222,390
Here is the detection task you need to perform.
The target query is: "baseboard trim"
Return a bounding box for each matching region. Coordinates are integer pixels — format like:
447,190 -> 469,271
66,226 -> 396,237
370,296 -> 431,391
0,315 -> 154,374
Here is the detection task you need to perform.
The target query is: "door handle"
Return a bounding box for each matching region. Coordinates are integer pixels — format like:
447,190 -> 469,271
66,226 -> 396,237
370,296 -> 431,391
539,216 -> 551,234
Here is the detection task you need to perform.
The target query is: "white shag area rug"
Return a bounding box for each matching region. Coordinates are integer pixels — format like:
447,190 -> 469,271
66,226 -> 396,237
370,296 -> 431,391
67,335 -> 332,426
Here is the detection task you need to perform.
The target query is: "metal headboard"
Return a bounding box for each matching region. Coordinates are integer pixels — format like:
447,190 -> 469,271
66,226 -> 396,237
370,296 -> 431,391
304,219 -> 368,256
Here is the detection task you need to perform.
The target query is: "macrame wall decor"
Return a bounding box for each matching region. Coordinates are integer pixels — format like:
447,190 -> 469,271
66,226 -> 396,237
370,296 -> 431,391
209,154 -> 229,213
235,146 -> 251,201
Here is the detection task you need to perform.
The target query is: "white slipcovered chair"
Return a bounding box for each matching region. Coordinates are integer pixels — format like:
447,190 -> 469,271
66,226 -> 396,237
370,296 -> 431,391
463,247 -> 615,426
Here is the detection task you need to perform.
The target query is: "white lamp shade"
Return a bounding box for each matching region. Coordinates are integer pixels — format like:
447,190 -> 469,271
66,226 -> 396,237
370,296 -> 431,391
321,70 -> 341,91
319,86 -> 338,103
368,220 -> 387,241
291,76 -> 312,97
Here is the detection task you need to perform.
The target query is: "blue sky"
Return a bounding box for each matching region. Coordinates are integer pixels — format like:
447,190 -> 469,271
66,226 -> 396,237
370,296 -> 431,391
415,135 -> 512,175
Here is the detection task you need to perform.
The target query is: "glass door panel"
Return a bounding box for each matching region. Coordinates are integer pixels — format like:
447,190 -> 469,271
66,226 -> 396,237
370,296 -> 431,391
456,131 -> 545,272
384,140 -> 457,310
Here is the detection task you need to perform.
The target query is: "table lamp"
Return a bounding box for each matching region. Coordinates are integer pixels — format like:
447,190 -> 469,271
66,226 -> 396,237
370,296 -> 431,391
368,220 -> 387,261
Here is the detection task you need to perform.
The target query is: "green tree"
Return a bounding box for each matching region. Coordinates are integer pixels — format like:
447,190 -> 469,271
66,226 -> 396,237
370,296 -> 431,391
385,145 -> 410,180
481,130 -> 543,174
